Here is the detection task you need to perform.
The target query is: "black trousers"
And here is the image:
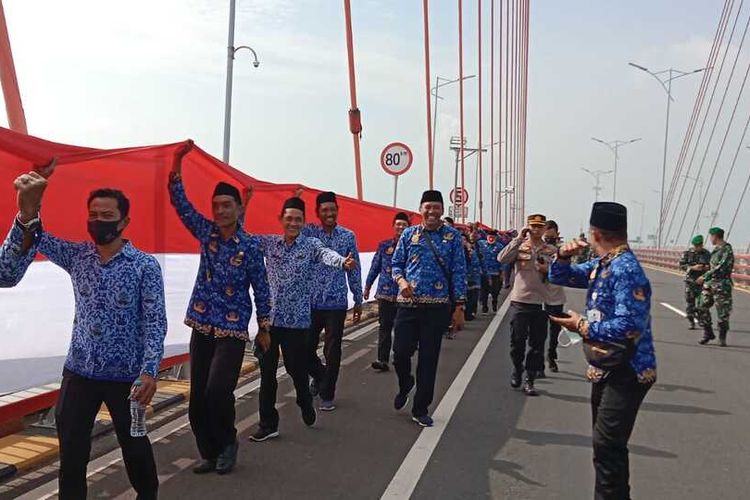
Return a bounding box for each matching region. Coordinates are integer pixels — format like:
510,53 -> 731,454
189,331 -> 245,460
393,305 -> 451,417
307,309 -> 347,401
466,288 -> 480,319
377,300 -> 398,363
259,326 -> 313,431
509,302 -> 547,379
544,303 -> 563,360
56,370 -> 158,500
591,367 -> 651,500
481,274 -> 502,308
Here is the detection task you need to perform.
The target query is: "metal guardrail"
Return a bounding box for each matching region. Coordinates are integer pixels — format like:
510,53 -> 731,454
0,353 -> 190,426
634,248 -> 750,284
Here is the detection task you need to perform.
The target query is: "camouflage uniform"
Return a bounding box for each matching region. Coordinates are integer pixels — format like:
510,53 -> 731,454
571,236 -> 591,265
697,242 -> 734,343
678,247 -> 710,327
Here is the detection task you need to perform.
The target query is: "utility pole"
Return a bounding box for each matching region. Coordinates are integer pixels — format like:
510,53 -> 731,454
581,167 -> 613,203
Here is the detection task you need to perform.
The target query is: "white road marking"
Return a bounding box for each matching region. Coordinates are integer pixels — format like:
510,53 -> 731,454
660,302 -> 687,318
16,322 -> 377,500
380,300 -> 510,499
341,348 -> 371,366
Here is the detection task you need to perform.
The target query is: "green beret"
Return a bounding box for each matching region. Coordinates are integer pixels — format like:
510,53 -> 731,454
691,235 -> 703,246
708,227 -> 724,237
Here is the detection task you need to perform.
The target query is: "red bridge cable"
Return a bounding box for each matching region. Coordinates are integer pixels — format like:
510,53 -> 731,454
343,0 -> 364,200
478,0 -> 484,224
423,0 -> 435,189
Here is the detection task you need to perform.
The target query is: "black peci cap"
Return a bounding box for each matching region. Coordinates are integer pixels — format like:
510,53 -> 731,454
590,202 -> 627,232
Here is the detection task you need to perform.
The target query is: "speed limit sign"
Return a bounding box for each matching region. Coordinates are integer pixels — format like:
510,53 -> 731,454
450,187 -> 469,206
380,142 -> 413,176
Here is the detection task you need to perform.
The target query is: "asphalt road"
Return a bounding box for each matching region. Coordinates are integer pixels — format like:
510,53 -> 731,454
7,268 -> 750,499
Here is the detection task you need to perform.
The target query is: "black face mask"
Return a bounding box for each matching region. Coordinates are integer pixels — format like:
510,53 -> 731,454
544,236 -> 558,244
87,220 -> 123,245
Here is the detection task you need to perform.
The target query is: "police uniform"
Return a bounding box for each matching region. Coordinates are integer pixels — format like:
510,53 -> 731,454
391,191 -> 467,425
498,214 -> 558,395
550,202 -> 656,499
697,227 -> 735,346
678,235 -> 711,329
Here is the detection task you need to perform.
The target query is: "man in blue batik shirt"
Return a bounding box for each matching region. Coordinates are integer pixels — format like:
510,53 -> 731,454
17,168 -> 166,500
365,211 -> 410,372
301,191 -> 363,412
391,190 -> 467,427
248,196 -> 355,443
549,202 -> 656,500
170,143 -> 271,475
477,230 -> 505,313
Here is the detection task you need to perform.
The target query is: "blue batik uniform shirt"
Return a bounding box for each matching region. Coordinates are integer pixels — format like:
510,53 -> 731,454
391,224 -> 467,306
303,224 -> 363,310
36,234 -> 167,382
0,221 -> 36,287
365,238 -> 399,301
170,179 -> 272,340
467,247 -> 482,290
477,238 -> 504,275
549,245 -> 657,384
257,234 -> 346,329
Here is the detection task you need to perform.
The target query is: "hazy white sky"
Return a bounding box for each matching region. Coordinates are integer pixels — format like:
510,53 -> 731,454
2,0 -> 747,248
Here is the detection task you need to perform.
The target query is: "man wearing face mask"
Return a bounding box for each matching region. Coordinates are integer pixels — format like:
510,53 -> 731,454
301,191 -> 363,412
549,202 -> 656,500
18,168 -> 166,500
542,220 -> 566,375
391,190 -> 467,427
365,212 -> 411,372
498,214 -> 558,396
170,143 -> 272,475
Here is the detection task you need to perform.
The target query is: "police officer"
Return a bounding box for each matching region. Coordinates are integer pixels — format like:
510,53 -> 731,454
498,214 -> 557,396
696,227 -> 735,346
365,212 -> 410,371
679,235 -> 710,329
549,202 -> 656,500
391,190 -> 467,427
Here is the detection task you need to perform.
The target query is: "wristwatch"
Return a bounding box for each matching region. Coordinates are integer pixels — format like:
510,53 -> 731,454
15,212 -> 41,232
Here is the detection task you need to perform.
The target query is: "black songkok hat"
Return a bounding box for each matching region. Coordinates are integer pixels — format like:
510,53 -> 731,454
316,191 -> 337,207
213,182 -> 241,204
394,212 -> 410,223
420,190 -> 444,205
283,197 -> 305,213
444,217 -> 454,225
590,202 -> 627,232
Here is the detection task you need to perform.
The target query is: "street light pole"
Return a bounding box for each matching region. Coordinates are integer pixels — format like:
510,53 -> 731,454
431,75 -> 476,167
581,167 -> 613,203
591,137 -> 641,201
631,199 -> 645,245
629,62 -> 706,248
223,0 -> 260,164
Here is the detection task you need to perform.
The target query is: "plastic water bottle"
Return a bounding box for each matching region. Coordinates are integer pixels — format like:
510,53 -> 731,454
129,379 -> 147,438
557,328 -> 583,348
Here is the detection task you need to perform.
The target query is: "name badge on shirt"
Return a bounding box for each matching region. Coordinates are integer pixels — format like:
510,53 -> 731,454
587,309 -> 602,323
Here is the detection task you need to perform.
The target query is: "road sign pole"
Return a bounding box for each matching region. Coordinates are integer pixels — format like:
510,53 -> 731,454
393,176 -> 399,207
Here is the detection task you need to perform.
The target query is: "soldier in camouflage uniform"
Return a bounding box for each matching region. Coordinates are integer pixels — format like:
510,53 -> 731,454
679,235 -> 710,329
697,227 -> 734,347
571,232 -> 592,264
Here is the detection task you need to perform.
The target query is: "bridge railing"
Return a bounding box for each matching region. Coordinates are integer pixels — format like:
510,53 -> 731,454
634,248 -> 750,287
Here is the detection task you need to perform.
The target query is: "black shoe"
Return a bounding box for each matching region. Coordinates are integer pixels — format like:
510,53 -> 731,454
492,303 -> 498,312
719,339 -> 727,347
510,372 -> 522,389
216,441 -> 238,475
536,370 -> 546,379
482,305 -> 489,314
719,322 -> 729,347
301,403 -> 317,426
523,379 -> 538,396
688,317 -> 696,330
548,357 -> 559,373
192,459 -> 216,474
309,379 -> 320,398
371,361 -> 390,372
394,377 -> 415,411
699,326 -> 716,345
249,426 -> 279,442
